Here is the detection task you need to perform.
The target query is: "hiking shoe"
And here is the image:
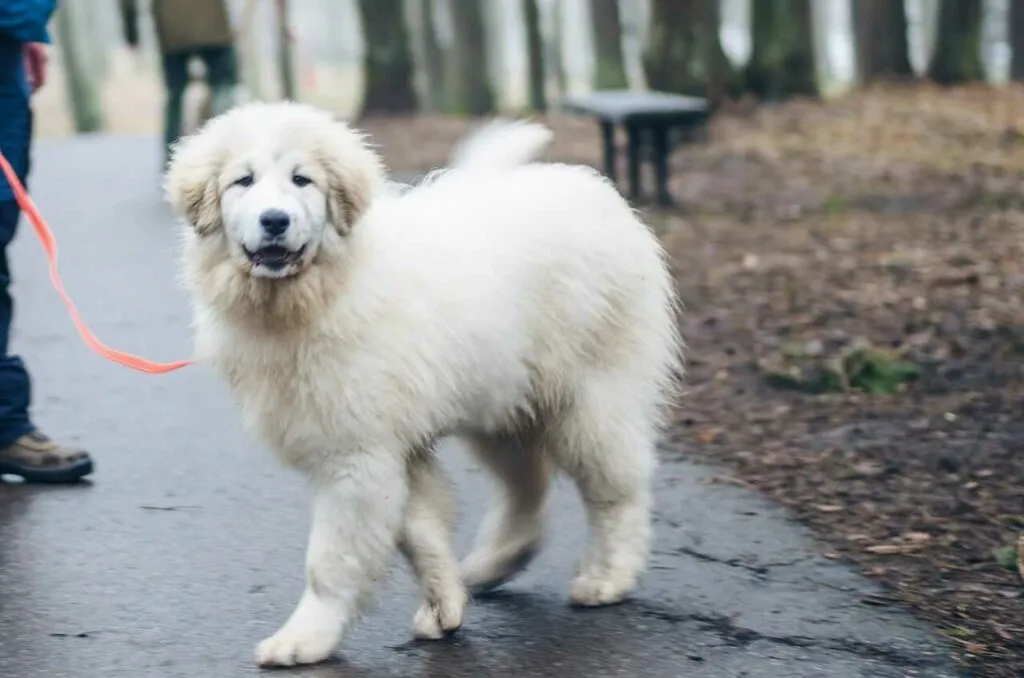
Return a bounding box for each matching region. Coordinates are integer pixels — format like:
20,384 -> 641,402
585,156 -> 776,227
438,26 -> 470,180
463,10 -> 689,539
0,431 -> 93,483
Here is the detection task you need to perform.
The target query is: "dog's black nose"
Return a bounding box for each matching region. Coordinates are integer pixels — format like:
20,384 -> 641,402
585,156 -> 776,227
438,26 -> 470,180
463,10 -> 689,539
259,209 -> 291,237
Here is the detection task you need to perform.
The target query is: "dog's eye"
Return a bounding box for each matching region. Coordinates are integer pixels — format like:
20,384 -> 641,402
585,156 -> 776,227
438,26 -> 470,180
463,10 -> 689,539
292,174 -> 312,188
233,174 -> 254,188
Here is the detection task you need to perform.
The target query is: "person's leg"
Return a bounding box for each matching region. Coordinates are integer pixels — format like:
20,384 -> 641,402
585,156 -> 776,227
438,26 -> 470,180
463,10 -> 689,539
0,201 -> 33,447
161,51 -> 190,167
198,45 -> 239,121
0,114 -> 93,483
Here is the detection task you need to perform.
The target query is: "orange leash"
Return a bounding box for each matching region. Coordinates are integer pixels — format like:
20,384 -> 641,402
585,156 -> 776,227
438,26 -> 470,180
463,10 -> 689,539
0,150 -> 194,374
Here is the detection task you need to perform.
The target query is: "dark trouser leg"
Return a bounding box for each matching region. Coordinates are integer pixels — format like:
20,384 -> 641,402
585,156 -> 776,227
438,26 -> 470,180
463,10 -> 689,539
161,52 -> 190,166
625,123 -> 643,202
650,124 -> 672,206
0,201 -> 34,448
199,45 -> 240,120
600,121 -> 616,183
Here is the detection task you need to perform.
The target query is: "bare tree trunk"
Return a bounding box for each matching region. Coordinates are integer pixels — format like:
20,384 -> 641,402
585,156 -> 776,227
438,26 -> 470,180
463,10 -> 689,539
275,0 -> 297,100
1010,0 -> 1024,80
55,0 -> 104,132
446,0 -> 494,115
853,0 -> 914,83
545,0 -> 567,99
413,0 -> 446,111
927,0 -> 984,84
590,0 -> 628,89
240,0 -> 264,100
744,0 -> 817,100
523,0 -> 546,110
359,0 -> 417,114
643,0 -> 736,101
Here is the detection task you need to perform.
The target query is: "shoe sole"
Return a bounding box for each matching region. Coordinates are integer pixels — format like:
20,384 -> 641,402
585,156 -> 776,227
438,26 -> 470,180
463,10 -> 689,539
0,457 -> 93,483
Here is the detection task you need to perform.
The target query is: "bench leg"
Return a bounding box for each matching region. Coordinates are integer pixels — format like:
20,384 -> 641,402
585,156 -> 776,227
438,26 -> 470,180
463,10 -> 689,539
625,123 -> 643,202
651,124 -> 672,206
599,121 -> 616,182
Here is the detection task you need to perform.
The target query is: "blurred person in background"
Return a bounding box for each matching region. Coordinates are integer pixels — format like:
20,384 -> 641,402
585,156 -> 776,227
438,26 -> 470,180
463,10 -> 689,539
118,0 -> 240,168
0,0 -> 94,483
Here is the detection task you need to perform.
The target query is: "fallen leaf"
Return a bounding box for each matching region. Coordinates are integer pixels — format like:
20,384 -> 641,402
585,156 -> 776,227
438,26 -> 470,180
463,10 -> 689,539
1017,534 -> 1024,583
704,475 -> 757,490
947,625 -> 976,639
865,543 -> 921,555
814,504 -> 844,513
992,545 -> 1018,570
904,531 -> 932,543
852,461 -> 885,477
696,427 -> 722,444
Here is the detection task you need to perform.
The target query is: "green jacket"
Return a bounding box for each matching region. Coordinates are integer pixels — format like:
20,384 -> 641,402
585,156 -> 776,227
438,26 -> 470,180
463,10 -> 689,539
119,0 -> 234,54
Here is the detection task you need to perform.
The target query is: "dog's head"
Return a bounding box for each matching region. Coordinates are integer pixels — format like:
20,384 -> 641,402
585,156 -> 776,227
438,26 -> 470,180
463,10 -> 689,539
165,101 -> 385,282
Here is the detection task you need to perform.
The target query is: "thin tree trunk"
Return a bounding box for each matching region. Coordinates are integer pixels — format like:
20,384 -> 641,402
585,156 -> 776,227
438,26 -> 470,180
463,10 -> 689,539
590,0 -> 628,89
413,0 -> 446,111
545,0 -> 567,99
744,0 -> 817,100
55,0 -> 104,132
240,0 -> 264,100
359,0 -> 417,114
926,0 -> 984,84
275,0 -> 297,100
853,0 -> 914,83
1009,0 -> 1024,80
523,0 -> 546,111
643,0 -> 735,101
446,0 -> 494,115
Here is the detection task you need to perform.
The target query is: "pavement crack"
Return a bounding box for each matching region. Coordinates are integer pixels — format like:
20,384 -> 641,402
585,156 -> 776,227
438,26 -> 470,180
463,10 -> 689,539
667,546 -> 809,577
631,603 -> 941,668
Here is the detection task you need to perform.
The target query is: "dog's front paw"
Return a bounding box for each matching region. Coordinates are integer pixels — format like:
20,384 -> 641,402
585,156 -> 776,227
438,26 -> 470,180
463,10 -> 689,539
255,622 -> 340,667
412,585 -> 469,640
569,572 -> 637,608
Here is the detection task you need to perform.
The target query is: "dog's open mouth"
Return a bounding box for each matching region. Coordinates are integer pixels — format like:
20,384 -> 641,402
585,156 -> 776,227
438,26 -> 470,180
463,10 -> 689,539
243,244 -> 307,270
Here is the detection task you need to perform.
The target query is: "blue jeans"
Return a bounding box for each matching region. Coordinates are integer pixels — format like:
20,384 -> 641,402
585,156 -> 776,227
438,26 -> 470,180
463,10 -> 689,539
0,104 -> 35,447
0,200 -> 34,447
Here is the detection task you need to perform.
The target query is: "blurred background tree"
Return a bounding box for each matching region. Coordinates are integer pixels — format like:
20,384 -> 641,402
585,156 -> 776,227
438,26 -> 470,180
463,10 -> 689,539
446,0 -> 494,115
33,0 -> 1021,136
927,0 -> 984,84
643,0 -> 737,103
744,0 -> 817,99
589,0 -> 628,89
359,0 -> 416,114
853,0 -> 914,83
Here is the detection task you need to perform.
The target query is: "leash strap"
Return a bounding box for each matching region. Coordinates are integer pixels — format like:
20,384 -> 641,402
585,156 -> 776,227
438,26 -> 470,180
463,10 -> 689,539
0,150 -> 194,374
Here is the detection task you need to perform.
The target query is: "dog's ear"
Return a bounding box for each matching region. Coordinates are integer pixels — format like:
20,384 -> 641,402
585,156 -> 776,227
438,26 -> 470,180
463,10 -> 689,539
315,121 -> 386,235
164,132 -> 224,236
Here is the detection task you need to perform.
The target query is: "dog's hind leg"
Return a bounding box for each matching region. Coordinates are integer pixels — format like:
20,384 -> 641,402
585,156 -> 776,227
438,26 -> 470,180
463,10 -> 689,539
547,376 -> 658,608
460,433 -> 551,594
399,452 -> 469,639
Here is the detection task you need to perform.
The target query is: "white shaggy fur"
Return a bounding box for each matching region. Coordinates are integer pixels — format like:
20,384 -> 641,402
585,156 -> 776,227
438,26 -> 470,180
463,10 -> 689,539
164,101 -> 683,668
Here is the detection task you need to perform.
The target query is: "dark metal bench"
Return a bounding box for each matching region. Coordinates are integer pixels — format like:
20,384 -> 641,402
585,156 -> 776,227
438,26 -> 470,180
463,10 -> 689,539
562,90 -> 710,206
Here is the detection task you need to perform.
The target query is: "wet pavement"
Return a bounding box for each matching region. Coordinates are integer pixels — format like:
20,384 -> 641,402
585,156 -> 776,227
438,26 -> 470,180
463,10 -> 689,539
0,135 -> 964,677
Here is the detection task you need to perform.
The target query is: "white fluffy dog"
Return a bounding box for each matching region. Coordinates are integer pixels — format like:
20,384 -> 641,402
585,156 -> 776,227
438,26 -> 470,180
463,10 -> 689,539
164,101 -> 682,667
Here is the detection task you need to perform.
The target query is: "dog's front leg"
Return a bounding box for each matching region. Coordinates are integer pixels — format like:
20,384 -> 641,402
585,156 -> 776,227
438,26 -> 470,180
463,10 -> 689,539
256,452 -> 408,668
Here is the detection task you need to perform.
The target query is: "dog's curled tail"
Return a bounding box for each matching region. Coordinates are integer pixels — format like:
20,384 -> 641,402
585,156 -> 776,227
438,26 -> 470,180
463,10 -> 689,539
449,119 -> 553,171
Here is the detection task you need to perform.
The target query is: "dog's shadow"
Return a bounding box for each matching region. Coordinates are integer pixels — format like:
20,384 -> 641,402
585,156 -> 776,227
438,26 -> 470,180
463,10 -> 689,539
287,590 -> 674,678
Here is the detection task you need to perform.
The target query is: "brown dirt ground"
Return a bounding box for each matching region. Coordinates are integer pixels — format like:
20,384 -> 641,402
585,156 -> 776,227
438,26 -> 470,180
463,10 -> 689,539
360,83 -> 1024,678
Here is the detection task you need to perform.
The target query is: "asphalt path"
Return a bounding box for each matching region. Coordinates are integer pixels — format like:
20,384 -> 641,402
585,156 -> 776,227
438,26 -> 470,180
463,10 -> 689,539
0,135 -> 963,678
